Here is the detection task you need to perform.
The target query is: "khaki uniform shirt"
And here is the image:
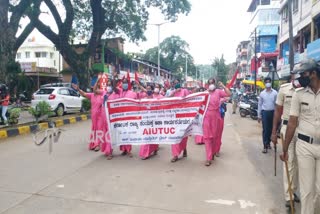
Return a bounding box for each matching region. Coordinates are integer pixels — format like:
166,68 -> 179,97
276,83 -> 295,121
290,86 -> 320,140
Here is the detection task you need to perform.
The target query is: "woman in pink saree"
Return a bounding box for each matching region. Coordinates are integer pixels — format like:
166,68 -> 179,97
203,78 -> 230,166
119,78 -> 137,157
100,80 -> 120,159
139,84 -> 162,160
170,79 -> 190,163
72,82 -> 106,151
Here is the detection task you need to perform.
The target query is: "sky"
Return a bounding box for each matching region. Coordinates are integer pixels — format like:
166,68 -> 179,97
125,0 -> 253,65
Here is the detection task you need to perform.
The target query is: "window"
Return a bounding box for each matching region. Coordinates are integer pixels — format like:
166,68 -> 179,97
293,0 -> 299,12
16,53 -> 21,59
50,52 -> 54,59
69,89 -> 79,97
41,52 -> 47,58
35,52 -> 48,58
36,88 -> 54,95
282,6 -> 288,21
25,52 -> 30,58
261,0 -> 270,5
59,89 -> 70,96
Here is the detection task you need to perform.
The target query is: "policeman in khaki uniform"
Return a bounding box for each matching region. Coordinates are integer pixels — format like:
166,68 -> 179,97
281,59 -> 320,214
272,65 -> 301,209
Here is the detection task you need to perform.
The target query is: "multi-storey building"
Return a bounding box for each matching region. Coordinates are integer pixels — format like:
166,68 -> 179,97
236,41 -> 250,79
247,0 -> 281,79
277,0 -> 320,78
16,31 -> 63,88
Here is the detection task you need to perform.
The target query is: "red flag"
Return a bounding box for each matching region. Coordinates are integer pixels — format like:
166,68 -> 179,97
134,72 -> 139,83
127,70 -> 132,90
226,70 -> 239,89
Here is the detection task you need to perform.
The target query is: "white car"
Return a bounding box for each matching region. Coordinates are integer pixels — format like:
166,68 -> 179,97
32,87 -> 85,116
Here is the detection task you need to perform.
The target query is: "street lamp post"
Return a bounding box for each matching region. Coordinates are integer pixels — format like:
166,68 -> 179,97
149,22 -> 169,79
185,56 -> 188,83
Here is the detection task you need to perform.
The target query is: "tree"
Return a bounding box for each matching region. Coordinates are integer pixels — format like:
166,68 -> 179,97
0,0 -> 39,83
28,0 -> 191,87
212,55 -> 228,84
143,35 -> 195,80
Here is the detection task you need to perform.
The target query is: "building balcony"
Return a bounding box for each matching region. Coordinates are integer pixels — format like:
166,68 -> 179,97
241,49 -> 248,56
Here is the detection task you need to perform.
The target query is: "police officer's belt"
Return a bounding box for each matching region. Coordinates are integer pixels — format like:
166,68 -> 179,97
298,133 -> 319,144
282,120 -> 288,125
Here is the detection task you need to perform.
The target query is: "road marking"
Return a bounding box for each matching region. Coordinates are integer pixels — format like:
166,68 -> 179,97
205,199 -> 236,206
238,200 -> 256,209
56,184 -> 65,188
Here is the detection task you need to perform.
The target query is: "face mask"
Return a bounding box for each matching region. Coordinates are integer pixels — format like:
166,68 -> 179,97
147,90 -> 153,96
122,83 -> 128,90
175,83 -> 181,89
265,83 -> 272,88
209,84 -> 216,91
298,76 -> 311,88
107,86 -> 113,93
154,88 -> 160,93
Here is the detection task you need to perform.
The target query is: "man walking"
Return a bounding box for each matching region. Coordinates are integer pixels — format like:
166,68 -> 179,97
271,67 -> 300,209
258,77 -> 278,153
281,59 -> 320,214
231,86 -> 240,114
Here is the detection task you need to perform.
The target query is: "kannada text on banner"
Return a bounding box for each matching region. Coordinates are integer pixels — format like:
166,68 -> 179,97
105,92 -> 209,146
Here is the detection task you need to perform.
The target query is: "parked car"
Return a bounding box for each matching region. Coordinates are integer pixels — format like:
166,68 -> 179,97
31,86 -> 85,116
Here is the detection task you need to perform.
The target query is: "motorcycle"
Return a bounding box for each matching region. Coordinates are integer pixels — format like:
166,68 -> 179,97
239,98 -> 258,120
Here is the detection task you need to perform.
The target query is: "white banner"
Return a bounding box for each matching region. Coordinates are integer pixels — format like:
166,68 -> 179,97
105,92 -> 209,146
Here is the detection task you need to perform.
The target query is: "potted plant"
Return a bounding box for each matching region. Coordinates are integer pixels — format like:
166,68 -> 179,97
28,101 -> 54,123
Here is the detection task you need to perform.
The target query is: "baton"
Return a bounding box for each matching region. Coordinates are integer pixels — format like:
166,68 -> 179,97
281,134 -> 294,214
274,144 -> 277,176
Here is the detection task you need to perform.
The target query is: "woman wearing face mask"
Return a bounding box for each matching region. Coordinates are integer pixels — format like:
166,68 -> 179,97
170,79 -> 190,162
203,78 -> 231,166
119,78 -> 138,157
101,80 -> 120,160
72,80 -> 107,151
153,84 -> 164,99
139,85 -> 161,160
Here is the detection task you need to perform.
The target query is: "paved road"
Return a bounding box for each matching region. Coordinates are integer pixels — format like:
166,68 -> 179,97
0,108 -> 294,214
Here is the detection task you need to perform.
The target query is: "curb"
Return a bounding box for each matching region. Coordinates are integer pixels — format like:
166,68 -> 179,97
0,114 -> 91,140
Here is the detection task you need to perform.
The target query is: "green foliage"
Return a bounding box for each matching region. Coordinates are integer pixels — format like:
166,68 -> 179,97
28,101 -> 54,122
73,0 -> 191,42
143,35 -> 195,80
82,98 -> 91,112
8,108 -> 21,125
212,55 -> 228,84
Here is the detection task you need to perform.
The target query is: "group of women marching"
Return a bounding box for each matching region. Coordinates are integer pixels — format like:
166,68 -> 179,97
72,74 -> 230,166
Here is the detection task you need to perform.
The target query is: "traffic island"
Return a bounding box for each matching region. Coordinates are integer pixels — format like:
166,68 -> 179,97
0,114 -> 91,139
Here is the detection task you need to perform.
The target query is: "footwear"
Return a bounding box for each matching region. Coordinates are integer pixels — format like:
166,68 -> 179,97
183,149 -> 187,157
121,151 -> 127,156
127,152 -> 133,158
262,148 -> 267,153
171,156 -> 178,163
215,152 -> 220,157
107,155 -> 113,160
205,160 -> 212,166
232,112 -> 235,114
141,157 -> 148,160
294,193 -> 300,203
94,146 -> 100,152
267,144 -> 271,150
153,149 -> 158,155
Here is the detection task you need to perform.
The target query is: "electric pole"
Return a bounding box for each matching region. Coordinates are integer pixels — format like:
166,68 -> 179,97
288,0 -> 294,72
254,28 -> 257,94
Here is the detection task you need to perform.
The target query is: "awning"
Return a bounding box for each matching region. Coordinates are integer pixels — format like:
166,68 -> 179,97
242,80 -> 265,89
258,51 -> 279,59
